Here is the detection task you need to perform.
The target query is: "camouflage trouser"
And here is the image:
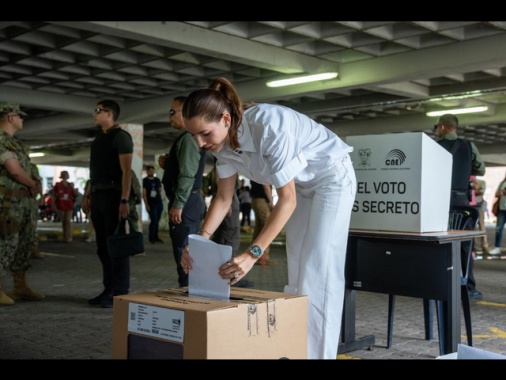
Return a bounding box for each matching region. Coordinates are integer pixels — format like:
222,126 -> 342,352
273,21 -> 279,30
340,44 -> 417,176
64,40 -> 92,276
0,200 -> 36,275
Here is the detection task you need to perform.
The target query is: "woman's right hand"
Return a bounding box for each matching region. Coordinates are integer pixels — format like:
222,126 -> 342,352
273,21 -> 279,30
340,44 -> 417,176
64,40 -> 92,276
181,246 -> 193,274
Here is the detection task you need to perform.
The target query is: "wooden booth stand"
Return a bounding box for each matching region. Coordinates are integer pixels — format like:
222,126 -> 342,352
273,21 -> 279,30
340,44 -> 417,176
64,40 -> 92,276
338,133 -> 479,355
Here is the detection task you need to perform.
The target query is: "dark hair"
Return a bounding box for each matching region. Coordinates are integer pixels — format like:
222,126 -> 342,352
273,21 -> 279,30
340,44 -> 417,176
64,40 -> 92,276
146,165 -> 155,170
97,99 -> 120,121
182,77 -> 243,150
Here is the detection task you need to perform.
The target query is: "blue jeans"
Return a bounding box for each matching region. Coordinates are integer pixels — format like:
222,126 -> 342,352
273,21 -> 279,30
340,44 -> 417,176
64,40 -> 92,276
494,209 -> 506,247
147,202 -> 163,241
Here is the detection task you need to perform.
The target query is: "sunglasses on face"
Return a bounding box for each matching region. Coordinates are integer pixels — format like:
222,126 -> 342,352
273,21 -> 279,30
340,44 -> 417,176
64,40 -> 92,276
94,108 -> 110,114
8,113 -> 25,120
169,109 -> 181,116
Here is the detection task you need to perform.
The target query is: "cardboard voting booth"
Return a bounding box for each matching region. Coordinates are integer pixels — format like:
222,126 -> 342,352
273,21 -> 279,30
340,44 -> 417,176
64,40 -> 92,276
346,132 -> 452,233
112,288 -> 308,359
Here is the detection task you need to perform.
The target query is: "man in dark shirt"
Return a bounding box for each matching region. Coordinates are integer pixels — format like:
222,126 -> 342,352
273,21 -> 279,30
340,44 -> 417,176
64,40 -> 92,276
160,96 -> 206,288
82,99 -> 133,308
142,165 -> 164,244
435,113 -> 486,300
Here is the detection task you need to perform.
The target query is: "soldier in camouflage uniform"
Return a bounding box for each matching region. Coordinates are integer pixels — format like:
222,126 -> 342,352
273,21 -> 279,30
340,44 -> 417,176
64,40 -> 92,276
0,102 -> 44,305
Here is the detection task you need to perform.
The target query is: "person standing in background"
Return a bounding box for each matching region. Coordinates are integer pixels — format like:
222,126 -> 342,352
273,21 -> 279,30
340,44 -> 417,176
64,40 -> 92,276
82,99 -> 133,309
250,180 -> 275,265
435,113 -> 486,300
30,163 -> 44,259
142,165 -> 164,244
238,184 -> 252,232
73,188 -> 83,223
202,159 -> 254,288
489,175 -> 506,255
180,78 -> 357,359
160,96 -> 206,288
52,170 -> 77,243
471,176 -> 489,254
0,102 -> 44,305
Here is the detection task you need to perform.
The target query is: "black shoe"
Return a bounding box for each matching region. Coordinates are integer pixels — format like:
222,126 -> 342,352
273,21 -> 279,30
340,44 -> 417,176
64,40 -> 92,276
233,279 -> 255,288
88,291 -> 112,305
468,289 -> 483,300
155,238 -> 164,243
100,298 -> 113,308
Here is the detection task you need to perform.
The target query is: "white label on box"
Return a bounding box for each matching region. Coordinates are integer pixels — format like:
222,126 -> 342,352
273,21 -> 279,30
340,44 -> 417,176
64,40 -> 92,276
127,302 -> 185,343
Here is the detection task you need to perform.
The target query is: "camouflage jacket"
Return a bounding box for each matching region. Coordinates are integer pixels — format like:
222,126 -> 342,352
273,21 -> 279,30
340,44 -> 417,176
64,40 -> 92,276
0,130 -> 33,191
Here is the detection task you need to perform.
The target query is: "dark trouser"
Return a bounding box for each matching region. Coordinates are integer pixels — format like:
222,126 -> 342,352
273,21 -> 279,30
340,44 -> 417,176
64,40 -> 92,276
91,189 -> 130,296
240,202 -> 251,226
212,193 -> 240,255
147,201 -> 163,241
450,190 -> 477,292
169,191 -> 206,287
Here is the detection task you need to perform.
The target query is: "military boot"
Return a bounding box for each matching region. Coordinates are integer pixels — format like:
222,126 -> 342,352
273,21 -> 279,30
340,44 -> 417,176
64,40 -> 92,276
9,270 -> 44,301
0,278 -> 14,305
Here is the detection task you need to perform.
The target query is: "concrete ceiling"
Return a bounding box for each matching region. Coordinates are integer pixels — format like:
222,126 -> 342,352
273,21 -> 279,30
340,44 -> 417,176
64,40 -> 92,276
2,21 -> 506,167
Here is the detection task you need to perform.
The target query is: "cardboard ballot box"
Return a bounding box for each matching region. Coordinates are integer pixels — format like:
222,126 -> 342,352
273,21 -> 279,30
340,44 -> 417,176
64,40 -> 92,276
112,288 -> 308,359
346,132 -> 452,233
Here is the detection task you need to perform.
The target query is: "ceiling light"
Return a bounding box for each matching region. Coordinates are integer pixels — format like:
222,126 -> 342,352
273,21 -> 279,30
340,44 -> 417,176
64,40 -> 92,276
266,72 -> 338,88
426,106 -> 489,117
29,152 -> 45,158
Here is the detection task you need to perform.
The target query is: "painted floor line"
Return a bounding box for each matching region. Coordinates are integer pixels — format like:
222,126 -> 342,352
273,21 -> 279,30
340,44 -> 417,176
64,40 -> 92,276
39,252 -> 75,258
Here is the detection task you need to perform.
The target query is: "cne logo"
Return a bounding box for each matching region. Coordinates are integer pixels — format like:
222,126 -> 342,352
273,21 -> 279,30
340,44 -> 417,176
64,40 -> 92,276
385,149 -> 406,166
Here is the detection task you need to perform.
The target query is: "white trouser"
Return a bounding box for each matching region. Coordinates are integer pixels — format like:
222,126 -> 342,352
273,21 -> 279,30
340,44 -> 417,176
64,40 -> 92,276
284,154 -> 356,359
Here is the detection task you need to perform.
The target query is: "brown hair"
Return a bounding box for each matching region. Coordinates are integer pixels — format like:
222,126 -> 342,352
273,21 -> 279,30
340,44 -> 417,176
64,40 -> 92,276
182,77 -> 244,150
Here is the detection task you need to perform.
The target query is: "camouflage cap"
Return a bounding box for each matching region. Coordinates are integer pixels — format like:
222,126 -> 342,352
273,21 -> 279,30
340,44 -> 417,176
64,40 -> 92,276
0,102 -> 27,116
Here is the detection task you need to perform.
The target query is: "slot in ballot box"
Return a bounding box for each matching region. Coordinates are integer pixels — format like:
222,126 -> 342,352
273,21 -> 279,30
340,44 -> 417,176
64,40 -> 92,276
346,132 -> 452,233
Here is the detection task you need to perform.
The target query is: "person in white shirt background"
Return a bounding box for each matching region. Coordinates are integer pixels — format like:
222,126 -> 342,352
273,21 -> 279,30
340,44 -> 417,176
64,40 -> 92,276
180,77 -> 357,360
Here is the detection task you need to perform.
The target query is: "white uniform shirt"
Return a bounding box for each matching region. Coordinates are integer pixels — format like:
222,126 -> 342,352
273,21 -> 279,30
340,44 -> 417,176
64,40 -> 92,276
215,103 -> 353,188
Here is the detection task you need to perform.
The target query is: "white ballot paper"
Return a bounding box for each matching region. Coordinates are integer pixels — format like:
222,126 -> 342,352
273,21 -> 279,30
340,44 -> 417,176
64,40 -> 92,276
457,344 -> 506,360
188,234 -> 233,300
437,344 -> 506,359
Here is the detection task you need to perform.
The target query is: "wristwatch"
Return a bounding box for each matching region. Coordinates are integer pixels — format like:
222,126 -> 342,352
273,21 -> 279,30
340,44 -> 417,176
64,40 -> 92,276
248,244 -> 264,258
121,198 -> 128,204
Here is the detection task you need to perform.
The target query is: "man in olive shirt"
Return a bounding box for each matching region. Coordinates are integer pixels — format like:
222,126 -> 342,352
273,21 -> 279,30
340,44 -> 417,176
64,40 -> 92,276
160,96 -> 206,287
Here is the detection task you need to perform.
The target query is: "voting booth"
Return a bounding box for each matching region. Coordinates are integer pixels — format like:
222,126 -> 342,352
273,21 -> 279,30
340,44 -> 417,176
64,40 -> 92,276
346,132 -> 452,233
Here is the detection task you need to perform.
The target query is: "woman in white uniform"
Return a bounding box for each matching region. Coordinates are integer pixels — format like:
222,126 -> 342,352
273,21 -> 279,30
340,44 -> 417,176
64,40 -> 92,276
181,77 -> 357,360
